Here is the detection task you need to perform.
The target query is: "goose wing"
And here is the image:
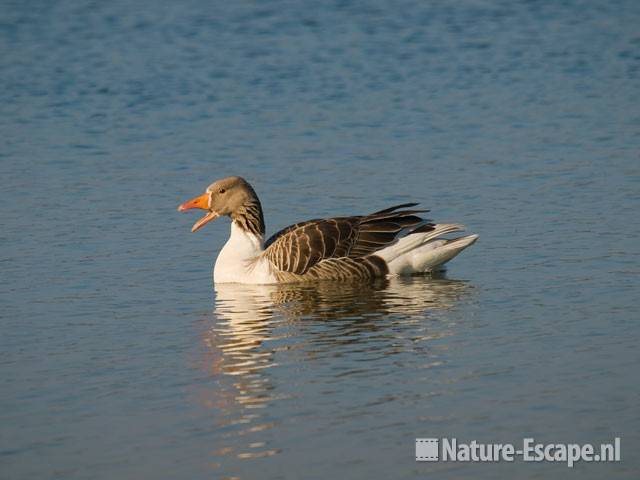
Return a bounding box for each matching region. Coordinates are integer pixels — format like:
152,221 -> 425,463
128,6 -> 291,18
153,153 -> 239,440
262,203 -> 430,275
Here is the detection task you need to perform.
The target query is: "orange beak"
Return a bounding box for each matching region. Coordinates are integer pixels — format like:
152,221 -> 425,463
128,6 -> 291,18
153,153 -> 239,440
177,192 -> 219,232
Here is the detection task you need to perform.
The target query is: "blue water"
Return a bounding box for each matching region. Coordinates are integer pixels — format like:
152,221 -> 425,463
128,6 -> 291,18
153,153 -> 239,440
1,1 -> 639,478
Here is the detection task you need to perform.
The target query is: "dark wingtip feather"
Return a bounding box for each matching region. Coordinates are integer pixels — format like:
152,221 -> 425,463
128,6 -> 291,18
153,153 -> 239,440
409,222 -> 436,234
371,202 -> 420,215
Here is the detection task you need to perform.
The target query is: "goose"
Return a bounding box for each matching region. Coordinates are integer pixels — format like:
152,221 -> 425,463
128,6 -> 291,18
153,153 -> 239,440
178,176 -> 478,284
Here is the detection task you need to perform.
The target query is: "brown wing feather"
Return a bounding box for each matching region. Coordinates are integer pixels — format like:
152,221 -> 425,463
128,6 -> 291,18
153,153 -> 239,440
264,218 -> 359,275
263,204 -> 432,275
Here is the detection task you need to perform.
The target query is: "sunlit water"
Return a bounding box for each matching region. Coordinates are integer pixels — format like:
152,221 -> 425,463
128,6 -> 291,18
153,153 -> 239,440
1,1 -> 639,479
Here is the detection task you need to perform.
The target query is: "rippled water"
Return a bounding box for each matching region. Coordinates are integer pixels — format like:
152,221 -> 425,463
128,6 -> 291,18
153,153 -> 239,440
2,0 -> 639,478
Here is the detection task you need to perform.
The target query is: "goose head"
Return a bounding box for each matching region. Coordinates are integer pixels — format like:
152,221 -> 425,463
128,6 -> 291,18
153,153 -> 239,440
178,176 -> 261,232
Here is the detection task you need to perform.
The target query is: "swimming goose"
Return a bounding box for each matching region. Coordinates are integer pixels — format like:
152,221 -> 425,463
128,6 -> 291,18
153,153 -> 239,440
178,176 -> 478,284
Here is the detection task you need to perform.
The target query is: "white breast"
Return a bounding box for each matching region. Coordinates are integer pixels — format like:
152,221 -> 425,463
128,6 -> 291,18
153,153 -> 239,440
213,222 -> 276,284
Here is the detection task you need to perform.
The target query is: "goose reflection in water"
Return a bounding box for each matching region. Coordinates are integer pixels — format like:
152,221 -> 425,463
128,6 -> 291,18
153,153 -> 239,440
199,275 -> 473,470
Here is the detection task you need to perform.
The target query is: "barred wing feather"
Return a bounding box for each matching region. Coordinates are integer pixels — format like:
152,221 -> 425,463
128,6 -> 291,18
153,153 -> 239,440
262,204 -> 431,275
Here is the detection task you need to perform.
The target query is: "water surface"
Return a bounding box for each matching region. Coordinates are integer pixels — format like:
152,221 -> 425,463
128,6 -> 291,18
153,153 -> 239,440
1,0 -> 639,478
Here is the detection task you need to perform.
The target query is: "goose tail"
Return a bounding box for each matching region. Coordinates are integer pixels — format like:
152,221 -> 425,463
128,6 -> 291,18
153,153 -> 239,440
375,224 -> 478,275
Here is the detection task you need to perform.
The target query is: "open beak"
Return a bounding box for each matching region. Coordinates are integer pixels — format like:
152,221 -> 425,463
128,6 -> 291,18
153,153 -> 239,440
177,192 -> 219,232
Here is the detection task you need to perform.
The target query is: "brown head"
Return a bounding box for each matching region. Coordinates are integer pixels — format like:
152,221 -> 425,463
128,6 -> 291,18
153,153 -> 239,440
178,176 -> 265,234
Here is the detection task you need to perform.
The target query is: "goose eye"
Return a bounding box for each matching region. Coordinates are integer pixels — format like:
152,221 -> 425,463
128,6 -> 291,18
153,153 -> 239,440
219,188 -> 226,194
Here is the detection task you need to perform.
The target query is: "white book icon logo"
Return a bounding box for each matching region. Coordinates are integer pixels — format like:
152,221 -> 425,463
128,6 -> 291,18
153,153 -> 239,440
416,438 -> 439,462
